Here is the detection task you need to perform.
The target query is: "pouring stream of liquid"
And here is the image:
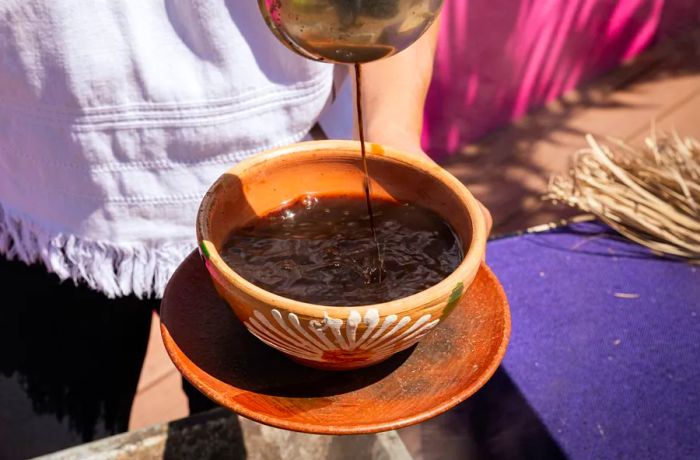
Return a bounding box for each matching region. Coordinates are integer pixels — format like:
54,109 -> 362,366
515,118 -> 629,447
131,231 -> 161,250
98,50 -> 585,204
354,63 -> 383,282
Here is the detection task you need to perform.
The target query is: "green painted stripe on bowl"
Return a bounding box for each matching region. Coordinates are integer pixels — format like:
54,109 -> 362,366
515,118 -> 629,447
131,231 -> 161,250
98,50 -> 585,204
200,241 -> 211,259
442,281 -> 464,320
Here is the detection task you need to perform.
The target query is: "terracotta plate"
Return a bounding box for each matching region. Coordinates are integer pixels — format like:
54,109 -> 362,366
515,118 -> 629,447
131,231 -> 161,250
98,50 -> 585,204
161,251 -> 511,435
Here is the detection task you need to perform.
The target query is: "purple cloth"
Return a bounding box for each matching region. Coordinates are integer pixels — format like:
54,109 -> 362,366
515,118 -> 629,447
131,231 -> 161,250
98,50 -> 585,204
488,223 -> 699,459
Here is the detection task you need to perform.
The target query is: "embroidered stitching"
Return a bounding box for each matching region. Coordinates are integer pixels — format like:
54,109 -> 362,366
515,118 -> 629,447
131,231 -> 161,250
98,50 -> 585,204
1,79 -> 331,130
0,127 -> 311,204
1,86 -> 329,172
0,70 -> 331,117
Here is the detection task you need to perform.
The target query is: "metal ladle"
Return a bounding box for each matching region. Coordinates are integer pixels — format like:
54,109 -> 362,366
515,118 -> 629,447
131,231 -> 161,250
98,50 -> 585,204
259,0 -> 445,64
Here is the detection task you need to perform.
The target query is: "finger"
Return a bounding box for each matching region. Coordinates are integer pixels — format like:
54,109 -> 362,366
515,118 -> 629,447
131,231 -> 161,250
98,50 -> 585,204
478,201 -> 493,236
476,201 -> 492,263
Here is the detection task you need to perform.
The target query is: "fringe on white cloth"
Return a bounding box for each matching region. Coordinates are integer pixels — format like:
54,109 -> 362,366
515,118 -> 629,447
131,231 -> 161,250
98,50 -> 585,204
0,202 -> 194,299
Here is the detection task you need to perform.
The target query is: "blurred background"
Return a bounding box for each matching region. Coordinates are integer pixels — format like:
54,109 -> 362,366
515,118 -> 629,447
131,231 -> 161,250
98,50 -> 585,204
425,0 -> 699,153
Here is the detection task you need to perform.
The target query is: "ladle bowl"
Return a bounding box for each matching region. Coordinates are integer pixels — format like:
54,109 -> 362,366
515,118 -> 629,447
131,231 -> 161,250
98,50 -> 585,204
258,0 -> 444,63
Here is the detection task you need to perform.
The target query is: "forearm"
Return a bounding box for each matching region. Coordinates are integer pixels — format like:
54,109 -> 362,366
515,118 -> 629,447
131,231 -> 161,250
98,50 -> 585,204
353,18 -> 440,155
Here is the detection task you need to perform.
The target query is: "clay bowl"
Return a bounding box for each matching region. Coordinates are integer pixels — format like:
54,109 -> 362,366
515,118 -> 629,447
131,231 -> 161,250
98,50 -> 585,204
196,140 -> 486,370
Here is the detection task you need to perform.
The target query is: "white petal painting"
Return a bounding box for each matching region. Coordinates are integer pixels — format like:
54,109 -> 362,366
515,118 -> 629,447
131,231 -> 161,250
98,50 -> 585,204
244,308 -> 440,364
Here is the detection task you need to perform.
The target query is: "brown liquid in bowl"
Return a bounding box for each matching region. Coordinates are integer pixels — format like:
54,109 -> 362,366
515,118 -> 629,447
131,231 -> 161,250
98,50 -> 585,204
221,195 -> 464,306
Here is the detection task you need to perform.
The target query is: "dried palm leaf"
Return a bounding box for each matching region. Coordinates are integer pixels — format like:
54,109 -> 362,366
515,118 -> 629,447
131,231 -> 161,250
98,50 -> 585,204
546,131 -> 700,261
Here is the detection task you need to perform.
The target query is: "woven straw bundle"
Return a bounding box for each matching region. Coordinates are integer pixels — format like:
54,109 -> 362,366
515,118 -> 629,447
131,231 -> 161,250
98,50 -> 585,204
547,132 -> 700,261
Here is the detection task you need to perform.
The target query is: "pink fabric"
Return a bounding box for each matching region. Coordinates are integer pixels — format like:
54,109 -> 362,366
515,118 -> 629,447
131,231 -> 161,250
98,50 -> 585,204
423,0 -> 699,155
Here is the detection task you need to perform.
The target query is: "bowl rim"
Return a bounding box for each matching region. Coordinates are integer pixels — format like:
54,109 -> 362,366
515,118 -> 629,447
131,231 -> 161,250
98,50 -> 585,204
196,140 -> 487,318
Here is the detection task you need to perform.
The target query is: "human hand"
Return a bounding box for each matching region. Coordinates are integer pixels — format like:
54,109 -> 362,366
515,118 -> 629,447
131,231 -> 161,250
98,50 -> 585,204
369,127 -> 493,240
365,125 -> 432,162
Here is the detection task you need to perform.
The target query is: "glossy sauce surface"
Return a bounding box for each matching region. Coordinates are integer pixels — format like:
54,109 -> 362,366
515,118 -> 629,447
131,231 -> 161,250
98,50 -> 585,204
222,196 -> 463,306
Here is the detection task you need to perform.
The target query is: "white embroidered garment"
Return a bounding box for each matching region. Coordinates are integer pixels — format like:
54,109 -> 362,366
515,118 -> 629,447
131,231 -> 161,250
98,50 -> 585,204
0,1 -> 349,298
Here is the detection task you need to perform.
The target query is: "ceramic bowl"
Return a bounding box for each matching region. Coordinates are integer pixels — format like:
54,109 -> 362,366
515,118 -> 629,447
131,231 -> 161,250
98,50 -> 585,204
196,140 -> 486,370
